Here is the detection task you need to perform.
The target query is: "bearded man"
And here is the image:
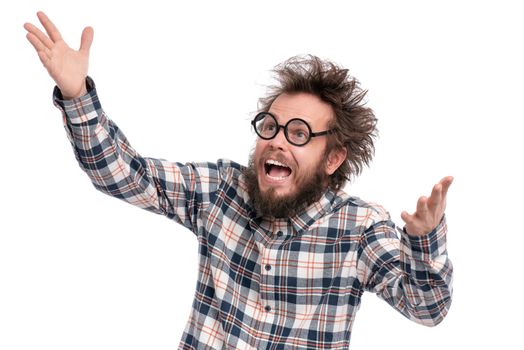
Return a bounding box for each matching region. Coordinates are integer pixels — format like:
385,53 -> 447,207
25,11 -> 453,350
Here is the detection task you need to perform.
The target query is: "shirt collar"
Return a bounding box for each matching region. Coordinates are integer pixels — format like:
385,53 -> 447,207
247,187 -> 351,235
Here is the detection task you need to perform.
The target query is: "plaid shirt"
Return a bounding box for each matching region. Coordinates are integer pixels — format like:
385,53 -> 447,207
53,78 -> 453,350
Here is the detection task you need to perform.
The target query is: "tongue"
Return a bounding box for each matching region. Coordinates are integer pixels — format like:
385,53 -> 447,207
269,165 -> 291,177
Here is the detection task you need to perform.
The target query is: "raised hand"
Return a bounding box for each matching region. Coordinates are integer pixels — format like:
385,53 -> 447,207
401,176 -> 453,237
24,11 -> 93,99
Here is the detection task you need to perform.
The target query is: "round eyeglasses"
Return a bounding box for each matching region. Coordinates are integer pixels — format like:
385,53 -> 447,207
251,112 -> 335,146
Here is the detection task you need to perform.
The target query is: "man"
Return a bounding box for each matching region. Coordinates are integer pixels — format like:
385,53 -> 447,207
25,11 -> 453,350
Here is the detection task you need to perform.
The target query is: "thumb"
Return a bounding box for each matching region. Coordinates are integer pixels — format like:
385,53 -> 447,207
400,211 -> 411,223
79,26 -> 94,53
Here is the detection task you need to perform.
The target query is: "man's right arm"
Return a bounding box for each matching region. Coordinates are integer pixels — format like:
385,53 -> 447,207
53,77 -> 219,231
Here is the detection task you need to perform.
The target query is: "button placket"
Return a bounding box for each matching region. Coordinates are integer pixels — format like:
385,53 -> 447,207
258,246 -> 272,316
259,243 -> 280,315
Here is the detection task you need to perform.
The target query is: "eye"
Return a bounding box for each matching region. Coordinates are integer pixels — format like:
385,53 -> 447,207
287,120 -> 310,142
263,121 -> 276,131
295,130 -> 307,139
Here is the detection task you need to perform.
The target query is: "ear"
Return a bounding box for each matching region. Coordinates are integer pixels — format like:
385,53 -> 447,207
325,146 -> 347,175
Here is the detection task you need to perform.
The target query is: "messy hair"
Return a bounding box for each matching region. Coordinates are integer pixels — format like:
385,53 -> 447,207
258,55 -> 377,190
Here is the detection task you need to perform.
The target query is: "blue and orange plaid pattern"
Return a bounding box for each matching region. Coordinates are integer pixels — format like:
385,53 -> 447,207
53,78 -> 453,349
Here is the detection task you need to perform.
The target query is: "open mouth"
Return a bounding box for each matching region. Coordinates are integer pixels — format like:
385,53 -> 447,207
264,159 -> 293,180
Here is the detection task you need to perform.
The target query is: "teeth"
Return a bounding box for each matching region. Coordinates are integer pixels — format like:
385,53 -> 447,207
265,159 -> 290,168
267,174 -> 288,180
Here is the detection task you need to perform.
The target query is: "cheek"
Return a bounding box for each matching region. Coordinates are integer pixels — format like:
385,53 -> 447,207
298,157 -> 328,182
254,139 -> 269,153
297,148 -> 325,169
252,142 -> 269,173
252,143 -> 264,161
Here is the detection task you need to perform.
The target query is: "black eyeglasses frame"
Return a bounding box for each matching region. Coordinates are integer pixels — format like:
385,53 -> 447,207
251,112 -> 335,147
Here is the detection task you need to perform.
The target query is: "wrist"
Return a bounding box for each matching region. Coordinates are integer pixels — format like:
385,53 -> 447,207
59,79 -> 88,100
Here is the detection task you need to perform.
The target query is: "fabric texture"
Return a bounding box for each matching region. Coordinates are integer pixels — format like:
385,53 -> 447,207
53,77 -> 453,350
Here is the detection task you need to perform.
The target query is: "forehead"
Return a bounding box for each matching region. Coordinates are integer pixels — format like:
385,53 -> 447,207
268,92 -> 334,127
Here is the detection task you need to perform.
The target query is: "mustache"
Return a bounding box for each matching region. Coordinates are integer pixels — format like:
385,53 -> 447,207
258,150 -> 294,169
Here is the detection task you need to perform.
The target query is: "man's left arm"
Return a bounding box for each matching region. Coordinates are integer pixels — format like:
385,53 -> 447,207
360,176 -> 454,326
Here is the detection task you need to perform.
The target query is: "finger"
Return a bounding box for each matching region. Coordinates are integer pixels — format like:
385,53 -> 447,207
440,176 -> 453,199
400,211 -> 413,224
24,22 -> 54,49
427,183 -> 442,212
37,50 -> 50,66
37,11 -> 63,42
26,32 -> 50,56
439,175 -> 453,184
416,196 -> 428,216
79,26 -> 94,53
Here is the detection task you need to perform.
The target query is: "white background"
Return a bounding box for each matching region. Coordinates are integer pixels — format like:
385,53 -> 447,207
1,0 -> 523,349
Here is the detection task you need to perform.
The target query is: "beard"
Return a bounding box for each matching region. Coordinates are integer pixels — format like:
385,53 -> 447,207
242,151 -> 330,218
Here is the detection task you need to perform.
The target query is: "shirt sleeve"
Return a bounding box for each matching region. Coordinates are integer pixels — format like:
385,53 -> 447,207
52,77 -> 220,234
359,212 -> 453,327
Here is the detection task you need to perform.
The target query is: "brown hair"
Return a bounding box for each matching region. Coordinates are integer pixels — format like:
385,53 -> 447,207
258,55 -> 378,190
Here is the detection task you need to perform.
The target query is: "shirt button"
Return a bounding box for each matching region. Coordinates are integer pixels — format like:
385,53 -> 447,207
265,264 -> 271,271
265,305 -> 271,312
277,231 -> 283,237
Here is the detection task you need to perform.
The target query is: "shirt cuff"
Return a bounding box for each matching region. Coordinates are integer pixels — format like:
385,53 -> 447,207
52,76 -> 101,125
401,215 -> 448,261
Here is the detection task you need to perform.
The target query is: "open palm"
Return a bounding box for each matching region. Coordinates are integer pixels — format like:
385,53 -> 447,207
401,176 -> 453,236
24,11 -> 93,99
